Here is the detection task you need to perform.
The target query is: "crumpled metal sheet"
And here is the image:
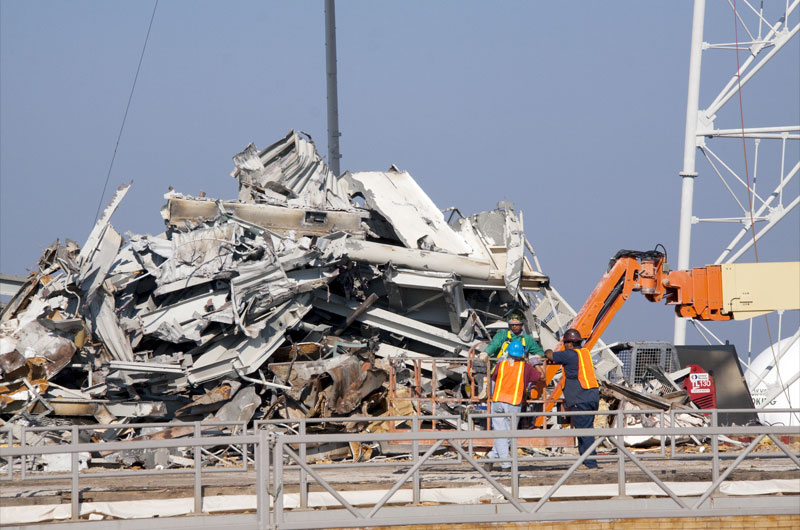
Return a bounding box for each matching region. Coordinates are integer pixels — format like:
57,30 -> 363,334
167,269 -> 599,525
90,291 -> 134,361
75,184 -> 129,307
175,380 -> 241,417
0,347 -> 26,376
186,293 -> 313,386
323,355 -> 387,415
212,385 -> 260,424
270,353 -> 388,416
232,129 -> 353,212
157,222 -> 239,285
1,297 -> 78,381
344,168 -> 473,255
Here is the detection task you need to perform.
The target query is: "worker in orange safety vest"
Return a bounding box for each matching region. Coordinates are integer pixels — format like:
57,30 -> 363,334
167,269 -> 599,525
546,328 -> 600,469
484,340 -> 544,472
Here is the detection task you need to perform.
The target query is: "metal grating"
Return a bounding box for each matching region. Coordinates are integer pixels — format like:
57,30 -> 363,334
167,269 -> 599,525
616,342 -> 678,384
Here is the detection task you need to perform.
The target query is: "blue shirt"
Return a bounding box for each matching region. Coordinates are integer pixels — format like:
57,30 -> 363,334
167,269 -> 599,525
551,348 -> 600,406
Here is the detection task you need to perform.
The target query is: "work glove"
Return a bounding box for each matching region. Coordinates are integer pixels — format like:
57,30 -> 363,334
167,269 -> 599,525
478,351 -> 489,362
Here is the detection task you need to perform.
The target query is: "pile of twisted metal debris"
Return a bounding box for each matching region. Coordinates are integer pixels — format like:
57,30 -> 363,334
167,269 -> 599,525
0,132 -> 554,426
0,130 -> 717,469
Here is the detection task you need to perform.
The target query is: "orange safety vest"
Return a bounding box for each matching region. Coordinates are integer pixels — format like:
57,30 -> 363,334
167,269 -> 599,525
575,347 -> 599,389
491,359 -> 526,405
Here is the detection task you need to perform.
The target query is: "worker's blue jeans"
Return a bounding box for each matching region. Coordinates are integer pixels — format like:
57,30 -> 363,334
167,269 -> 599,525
486,401 -> 521,469
568,401 -> 599,468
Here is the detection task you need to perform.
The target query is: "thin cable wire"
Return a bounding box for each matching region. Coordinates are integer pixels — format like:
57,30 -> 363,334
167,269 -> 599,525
92,0 -> 159,225
733,0 -> 794,419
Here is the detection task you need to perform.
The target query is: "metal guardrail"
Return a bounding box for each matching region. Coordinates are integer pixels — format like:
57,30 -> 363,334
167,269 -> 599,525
1,410 -> 798,528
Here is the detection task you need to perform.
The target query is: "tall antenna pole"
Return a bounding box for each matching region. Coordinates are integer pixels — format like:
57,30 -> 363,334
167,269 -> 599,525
674,0 -> 706,345
325,0 -> 341,176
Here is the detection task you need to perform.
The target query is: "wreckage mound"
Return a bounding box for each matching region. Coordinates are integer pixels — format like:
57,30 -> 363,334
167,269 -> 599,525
1,129 -> 555,460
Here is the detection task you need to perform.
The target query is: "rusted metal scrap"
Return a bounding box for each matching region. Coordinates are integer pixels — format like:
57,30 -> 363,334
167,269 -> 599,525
270,352 -> 388,417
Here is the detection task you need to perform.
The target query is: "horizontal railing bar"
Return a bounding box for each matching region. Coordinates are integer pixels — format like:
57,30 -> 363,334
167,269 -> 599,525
1,421 -> 247,434
275,426 -> 799,444
255,414 -> 461,426
4,426 -> 796,459
0,435 -> 259,457
6,466 -> 251,482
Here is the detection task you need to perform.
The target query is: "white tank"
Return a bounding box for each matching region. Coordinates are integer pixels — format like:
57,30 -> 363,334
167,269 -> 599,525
745,335 -> 800,427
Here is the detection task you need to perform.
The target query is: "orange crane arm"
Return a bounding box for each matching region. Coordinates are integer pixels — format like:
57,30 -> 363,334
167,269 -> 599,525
534,249 -> 731,426
568,249 -> 733,350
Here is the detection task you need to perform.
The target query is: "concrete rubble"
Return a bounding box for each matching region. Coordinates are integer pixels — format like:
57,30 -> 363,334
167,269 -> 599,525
0,130 -> 712,470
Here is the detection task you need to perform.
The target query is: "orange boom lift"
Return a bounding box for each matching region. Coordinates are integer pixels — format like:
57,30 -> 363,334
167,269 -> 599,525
535,249 -> 800,426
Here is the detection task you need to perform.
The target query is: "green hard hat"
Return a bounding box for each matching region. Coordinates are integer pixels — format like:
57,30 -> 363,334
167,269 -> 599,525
507,313 -> 524,325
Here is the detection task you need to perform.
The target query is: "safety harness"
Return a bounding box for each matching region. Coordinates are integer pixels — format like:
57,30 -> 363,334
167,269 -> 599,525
500,330 -> 526,355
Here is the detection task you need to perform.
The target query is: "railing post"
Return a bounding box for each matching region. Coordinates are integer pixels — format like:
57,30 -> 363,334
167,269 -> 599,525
256,430 -> 268,530
2,428 -> 13,481
300,420 -> 308,509
412,416 -> 420,505
456,413 -> 463,464
20,426 -> 26,480
242,421 -> 248,472
617,409 -> 626,498
467,413 -> 474,458
511,410 -> 519,499
194,422 -> 202,514
71,425 -> 79,520
670,409 -> 676,456
274,439 -> 284,527
711,410 -> 719,486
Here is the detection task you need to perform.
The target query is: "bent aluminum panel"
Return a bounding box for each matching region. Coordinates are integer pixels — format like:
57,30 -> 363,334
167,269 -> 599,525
187,293 -> 312,385
345,169 -> 473,255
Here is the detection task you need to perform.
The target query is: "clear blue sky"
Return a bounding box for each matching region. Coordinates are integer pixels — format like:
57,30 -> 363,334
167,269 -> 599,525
1,1 -> 797,355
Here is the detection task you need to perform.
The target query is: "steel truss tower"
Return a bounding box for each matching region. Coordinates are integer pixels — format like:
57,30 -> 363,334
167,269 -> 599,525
675,0 -> 799,361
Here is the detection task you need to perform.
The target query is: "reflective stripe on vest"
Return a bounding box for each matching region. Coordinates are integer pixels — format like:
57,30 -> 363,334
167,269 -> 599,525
576,347 -> 599,389
500,330 -> 526,354
491,359 -> 526,405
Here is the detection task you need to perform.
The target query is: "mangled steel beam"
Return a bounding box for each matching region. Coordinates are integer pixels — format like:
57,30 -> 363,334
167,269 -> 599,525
503,206 -> 525,298
43,399 -> 167,418
344,239 -> 548,289
108,361 -> 185,374
163,197 -> 366,238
